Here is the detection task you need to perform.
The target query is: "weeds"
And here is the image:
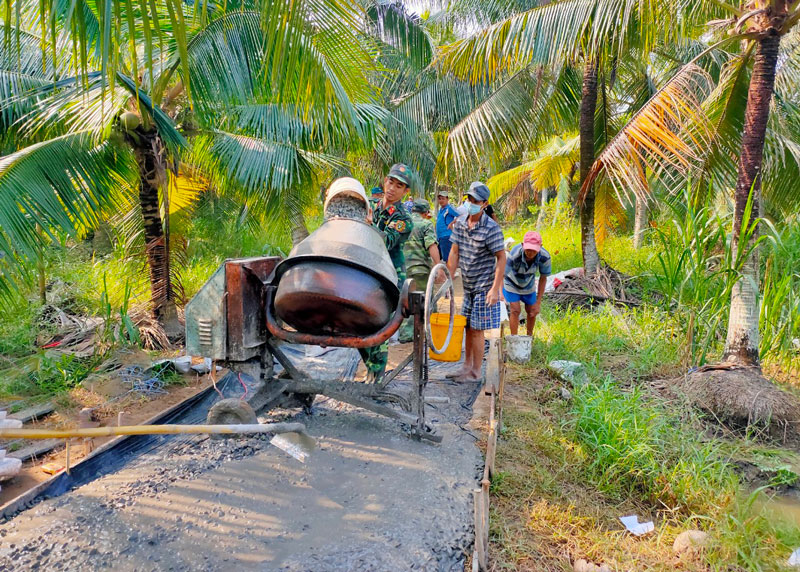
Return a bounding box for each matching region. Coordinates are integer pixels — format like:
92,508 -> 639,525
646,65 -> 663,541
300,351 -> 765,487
99,273 -> 140,347
1,352 -> 103,397
706,489 -> 800,571
571,378 -> 737,514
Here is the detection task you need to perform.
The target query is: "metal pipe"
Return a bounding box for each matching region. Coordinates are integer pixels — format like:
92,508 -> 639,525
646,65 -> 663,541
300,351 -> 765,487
0,422 -> 309,440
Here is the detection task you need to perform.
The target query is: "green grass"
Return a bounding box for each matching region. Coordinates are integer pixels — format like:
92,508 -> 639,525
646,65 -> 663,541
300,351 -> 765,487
571,378 -> 737,514
0,351 -> 104,398
532,303 -> 683,381
503,216 -> 660,278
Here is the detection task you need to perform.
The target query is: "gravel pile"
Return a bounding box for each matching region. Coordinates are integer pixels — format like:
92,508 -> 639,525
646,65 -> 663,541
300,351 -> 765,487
325,195 -> 368,220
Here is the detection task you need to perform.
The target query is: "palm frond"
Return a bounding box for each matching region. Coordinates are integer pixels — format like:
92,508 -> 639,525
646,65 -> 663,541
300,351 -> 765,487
486,160 -> 538,203
581,63 -> 714,203
191,130 -> 346,217
367,1 -> 435,71
439,67 -> 544,173
182,9 -> 375,136
693,49 -> 751,198
436,0 -> 592,83
0,131 -> 136,289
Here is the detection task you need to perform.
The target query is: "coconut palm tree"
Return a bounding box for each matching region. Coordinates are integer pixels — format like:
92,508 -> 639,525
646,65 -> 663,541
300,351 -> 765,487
484,133 -> 579,223
0,0 -> 377,330
583,7 -> 800,369
435,0 -> 684,273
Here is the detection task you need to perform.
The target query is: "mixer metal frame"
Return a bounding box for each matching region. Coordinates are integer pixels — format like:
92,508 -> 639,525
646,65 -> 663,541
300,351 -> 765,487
185,257 -> 455,444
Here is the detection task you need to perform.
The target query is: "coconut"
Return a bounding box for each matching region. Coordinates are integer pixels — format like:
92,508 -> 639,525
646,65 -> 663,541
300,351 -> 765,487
120,111 -> 141,131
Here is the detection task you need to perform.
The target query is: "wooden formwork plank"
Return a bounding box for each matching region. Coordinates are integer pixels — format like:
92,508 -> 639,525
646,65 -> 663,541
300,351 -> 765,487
485,418 -> 498,480
496,335 -> 506,433
484,339 -> 501,396
473,328 -> 507,572
473,488 -> 487,571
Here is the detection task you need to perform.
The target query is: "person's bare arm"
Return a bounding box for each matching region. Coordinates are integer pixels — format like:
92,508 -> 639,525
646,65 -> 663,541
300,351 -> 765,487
531,274 -> 547,316
447,243 -> 459,277
429,243 -> 441,265
486,249 -> 506,306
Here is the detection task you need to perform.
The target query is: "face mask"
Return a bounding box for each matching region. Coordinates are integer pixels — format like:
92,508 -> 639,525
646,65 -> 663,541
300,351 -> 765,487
467,202 -> 482,216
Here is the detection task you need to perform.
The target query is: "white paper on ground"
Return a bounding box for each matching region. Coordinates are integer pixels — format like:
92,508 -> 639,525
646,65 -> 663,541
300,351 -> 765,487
788,548 -> 800,566
619,515 -> 654,536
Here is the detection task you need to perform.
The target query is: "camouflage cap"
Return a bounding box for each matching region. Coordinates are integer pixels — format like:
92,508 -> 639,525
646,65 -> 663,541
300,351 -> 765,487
387,163 -> 412,187
411,198 -> 430,213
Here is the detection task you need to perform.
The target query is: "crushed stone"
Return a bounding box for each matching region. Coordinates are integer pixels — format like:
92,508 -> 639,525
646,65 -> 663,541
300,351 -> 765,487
0,367 -> 482,571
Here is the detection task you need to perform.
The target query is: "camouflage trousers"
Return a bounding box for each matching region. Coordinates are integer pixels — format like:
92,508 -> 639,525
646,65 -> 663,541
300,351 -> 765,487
359,270 -> 406,383
397,271 -> 429,343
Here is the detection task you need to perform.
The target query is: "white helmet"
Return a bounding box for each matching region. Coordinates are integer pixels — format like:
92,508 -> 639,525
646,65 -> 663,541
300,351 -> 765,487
324,177 -> 368,212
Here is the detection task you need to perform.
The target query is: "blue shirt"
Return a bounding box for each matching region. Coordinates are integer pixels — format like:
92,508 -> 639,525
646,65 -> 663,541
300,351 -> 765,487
436,204 -> 459,239
451,213 -> 505,294
503,244 -> 552,295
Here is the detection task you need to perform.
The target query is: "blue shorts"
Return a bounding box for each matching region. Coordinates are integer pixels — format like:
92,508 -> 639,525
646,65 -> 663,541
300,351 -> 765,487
462,291 -> 501,331
503,288 -> 537,305
438,236 -> 452,262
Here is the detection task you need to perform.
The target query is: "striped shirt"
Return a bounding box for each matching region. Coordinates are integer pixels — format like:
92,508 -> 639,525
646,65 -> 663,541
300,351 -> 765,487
504,244 -> 552,294
451,213 -> 505,293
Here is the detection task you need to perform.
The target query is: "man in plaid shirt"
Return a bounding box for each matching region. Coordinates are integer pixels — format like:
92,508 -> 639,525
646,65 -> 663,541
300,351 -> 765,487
446,182 -> 506,381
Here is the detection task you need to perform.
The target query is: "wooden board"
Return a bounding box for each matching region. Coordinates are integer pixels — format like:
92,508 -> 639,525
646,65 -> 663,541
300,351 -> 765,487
8,439 -> 62,462
484,339 -> 501,396
9,402 -> 55,424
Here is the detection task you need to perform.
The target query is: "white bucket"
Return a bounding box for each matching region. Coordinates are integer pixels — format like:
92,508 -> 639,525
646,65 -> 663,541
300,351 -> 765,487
505,335 -> 532,364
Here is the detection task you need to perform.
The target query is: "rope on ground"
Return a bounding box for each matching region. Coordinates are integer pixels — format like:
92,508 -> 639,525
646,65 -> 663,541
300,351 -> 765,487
117,365 -> 168,398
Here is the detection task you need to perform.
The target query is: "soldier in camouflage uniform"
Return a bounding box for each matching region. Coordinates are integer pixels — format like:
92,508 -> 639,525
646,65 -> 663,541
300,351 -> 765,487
369,186 -> 383,209
359,164 -> 414,383
398,199 -> 440,342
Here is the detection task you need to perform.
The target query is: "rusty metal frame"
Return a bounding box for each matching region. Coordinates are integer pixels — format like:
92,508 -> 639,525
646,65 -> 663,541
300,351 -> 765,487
258,290 -> 440,442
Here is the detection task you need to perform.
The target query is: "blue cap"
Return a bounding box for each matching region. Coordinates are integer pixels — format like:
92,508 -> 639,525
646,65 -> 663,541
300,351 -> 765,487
371,186 -> 384,196
467,181 -> 490,202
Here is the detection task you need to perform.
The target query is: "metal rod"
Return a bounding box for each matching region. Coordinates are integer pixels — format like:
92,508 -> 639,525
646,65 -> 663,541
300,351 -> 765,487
0,422 -> 309,440
377,352 -> 414,389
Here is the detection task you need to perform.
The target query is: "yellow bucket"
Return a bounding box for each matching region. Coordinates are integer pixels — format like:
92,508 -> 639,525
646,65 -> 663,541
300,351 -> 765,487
428,313 -> 467,362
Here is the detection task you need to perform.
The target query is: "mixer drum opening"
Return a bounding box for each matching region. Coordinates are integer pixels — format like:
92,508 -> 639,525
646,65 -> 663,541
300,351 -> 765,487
274,260 -> 398,337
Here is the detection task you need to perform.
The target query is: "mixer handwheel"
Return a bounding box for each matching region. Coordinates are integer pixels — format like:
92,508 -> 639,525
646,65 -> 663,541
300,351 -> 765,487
424,263 -> 455,355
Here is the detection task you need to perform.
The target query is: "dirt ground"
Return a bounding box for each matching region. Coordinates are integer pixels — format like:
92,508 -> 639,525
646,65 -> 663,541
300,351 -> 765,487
0,345 -> 486,571
0,373 -> 212,506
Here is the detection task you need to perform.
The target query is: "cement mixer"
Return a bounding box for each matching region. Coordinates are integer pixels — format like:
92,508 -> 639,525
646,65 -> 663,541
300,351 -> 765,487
185,184 -> 455,442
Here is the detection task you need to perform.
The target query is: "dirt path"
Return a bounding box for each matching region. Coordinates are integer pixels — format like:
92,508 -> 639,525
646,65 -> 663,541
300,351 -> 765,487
0,348 -> 484,571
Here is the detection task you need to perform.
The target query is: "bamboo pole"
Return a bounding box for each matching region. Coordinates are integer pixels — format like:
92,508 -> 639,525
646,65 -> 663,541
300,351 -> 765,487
0,422 -> 308,440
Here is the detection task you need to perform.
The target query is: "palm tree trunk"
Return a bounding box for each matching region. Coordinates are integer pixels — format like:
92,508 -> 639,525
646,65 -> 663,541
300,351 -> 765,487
633,197 -> 648,249
132,130 -> 173,322
579,59 -> 600,274
723,34 -> 781,367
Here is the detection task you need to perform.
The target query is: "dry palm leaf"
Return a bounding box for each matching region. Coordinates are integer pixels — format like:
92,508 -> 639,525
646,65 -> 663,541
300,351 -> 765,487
580,63 -> 713,205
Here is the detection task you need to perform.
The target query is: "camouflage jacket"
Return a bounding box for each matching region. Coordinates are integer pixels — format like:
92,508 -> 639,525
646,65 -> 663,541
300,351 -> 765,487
373,200 -> 413,279
403,212 -> 438,276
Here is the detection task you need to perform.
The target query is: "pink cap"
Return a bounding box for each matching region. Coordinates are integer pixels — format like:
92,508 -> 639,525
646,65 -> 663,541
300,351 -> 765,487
522,231 -> 542,251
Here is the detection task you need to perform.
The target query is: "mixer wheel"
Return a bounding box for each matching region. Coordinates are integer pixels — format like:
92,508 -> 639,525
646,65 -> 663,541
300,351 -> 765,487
207,398 -> 258,439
